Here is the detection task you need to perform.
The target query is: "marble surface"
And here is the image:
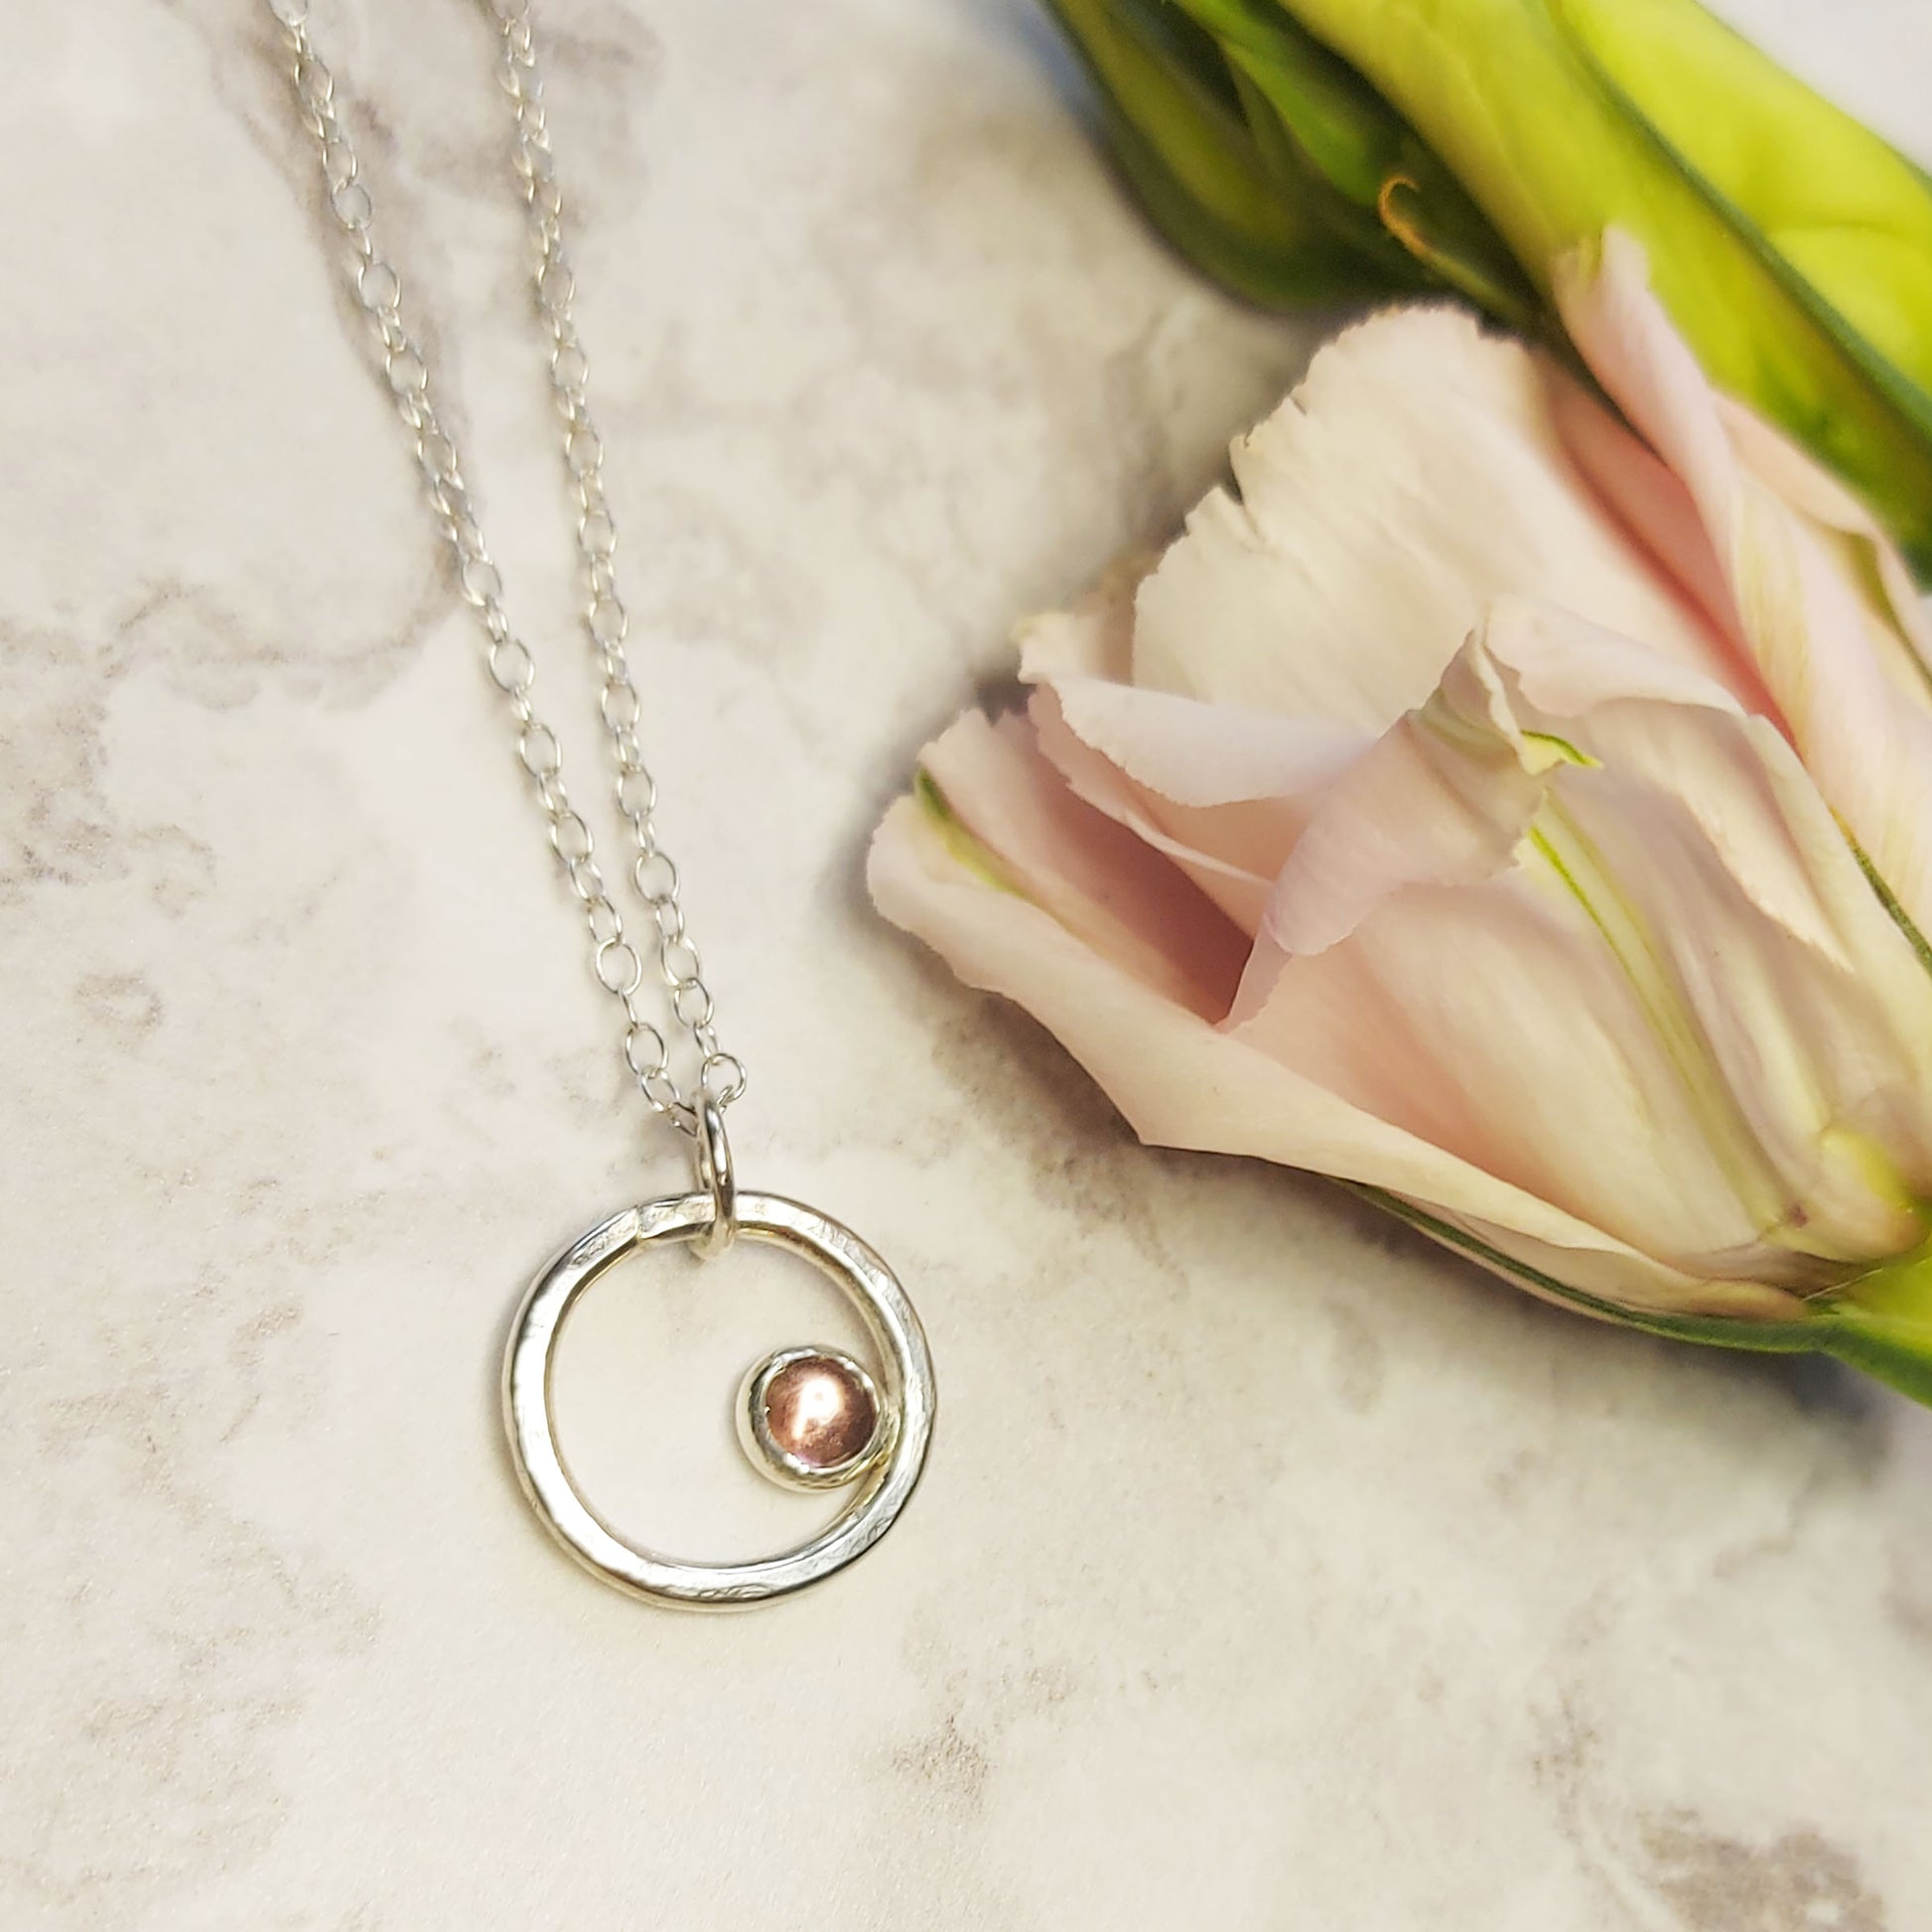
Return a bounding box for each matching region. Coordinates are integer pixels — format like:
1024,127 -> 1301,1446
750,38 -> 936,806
5,2 -> 1932,1926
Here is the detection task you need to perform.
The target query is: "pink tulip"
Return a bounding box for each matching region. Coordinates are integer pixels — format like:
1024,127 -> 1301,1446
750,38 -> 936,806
870,232 -> 1932,1402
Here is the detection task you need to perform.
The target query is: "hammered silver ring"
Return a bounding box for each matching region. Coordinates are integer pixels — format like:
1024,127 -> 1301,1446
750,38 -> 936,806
501,1190 -> 935,1608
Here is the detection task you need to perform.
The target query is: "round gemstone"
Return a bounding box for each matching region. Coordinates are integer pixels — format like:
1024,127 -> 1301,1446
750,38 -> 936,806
761,1353 -> 879,1473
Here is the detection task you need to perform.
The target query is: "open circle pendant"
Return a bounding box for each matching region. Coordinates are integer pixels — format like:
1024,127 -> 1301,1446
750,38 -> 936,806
501,1181 -> 936,1609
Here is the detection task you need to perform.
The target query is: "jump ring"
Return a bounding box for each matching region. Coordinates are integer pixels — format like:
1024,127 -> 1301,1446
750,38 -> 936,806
692,1098 -> 735,1261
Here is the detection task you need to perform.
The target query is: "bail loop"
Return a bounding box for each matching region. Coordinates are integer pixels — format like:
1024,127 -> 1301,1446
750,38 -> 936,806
691,1098 -> 736,1260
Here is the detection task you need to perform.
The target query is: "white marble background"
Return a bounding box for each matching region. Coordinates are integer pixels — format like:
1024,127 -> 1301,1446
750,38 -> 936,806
5,1 -> 1932,1926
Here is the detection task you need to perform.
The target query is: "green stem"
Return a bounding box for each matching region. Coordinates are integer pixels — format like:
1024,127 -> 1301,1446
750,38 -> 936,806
1820,1249 -> 1932,1406
1350,1181 -> 1932,1409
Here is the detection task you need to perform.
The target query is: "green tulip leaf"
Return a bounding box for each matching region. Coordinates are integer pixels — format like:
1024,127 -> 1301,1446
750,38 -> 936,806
1377,177 -> 1545,336
1175,0 -> 1410,209
1176,0 -> 1536,316
1221,65 -> 1430,289
1042,0 -> 1402,307
1550,0 -> 1932,557
1551,0 -> 1932,409
1251,0 -> 1932,574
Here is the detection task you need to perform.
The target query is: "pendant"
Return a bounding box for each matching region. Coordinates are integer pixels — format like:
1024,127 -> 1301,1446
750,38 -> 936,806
501,1104 -> 935,1608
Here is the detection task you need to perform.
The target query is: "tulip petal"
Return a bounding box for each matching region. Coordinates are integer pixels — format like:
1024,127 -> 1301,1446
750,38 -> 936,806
918,710 -> 1251,1023
1131,306 -> 1741,733
1544,376 -> 1765,691
1558,231 -> 1932,937
869,744 -> 1756,1314
1235,598 -> 1932,1275
1016,562 -> 1363,930
1018,562 -> 1364,811
1715,397 -> 1932,675
1027,689 -> 1278,933
1239,864 -> 1788,1271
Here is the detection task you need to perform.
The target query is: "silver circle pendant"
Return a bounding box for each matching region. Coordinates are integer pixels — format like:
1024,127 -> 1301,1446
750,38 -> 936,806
501,1187 -> 935,1609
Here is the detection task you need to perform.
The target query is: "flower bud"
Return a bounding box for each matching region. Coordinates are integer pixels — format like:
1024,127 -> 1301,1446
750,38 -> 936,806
872,240 -> 1932,1403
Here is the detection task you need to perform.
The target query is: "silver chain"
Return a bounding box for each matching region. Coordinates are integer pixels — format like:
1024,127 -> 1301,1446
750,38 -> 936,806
266,0 -> 745,1135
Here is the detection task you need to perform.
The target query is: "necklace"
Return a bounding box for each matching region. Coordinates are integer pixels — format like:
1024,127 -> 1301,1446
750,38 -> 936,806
265,0 -> 935,1608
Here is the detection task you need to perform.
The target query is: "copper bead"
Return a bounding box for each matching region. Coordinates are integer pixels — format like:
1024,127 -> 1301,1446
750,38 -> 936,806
739,1347 -> 885,1488
762,1355 -> 879,1471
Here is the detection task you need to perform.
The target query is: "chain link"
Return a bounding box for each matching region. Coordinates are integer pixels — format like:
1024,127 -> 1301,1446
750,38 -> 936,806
266,0 -> 746,1132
